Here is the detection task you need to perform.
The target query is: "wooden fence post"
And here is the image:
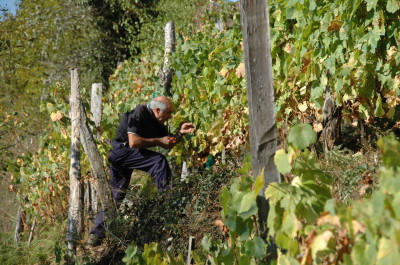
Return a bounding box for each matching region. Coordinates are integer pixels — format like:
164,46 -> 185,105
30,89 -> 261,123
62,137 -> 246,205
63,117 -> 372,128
180,161 -> 190,181
67,69 -> 84,254
239,0 -> 280,241
79,101 -> 116,233
88,83 -> 102,216
160,21 -> 175,96
186,236 -> 195,265
90,83 -> 103,140
13,207 -> 24,247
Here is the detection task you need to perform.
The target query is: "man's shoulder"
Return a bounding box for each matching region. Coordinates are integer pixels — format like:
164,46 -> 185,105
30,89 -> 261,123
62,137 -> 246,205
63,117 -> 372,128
129,104 -> 148,116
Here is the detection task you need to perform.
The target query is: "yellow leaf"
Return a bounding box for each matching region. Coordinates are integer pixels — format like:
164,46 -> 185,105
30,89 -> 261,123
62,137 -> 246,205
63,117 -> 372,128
312,230 -> 334,259
218,67 -> 229,78
50,111 -> 63,122
387,46 -> 397,61
313,122 -> 323,132
352,220 -> 366,234
298,102 -> 308,112
235,62 -> 245,78
284,43 -> 291,54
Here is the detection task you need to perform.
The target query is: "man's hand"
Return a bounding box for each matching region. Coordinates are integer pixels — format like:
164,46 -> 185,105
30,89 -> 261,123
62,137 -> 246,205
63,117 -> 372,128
180,123 -> 195,135
159,136 -> 175,149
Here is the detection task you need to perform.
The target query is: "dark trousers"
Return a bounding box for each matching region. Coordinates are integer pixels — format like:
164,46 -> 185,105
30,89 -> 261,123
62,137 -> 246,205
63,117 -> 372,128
90,141 -> 171,237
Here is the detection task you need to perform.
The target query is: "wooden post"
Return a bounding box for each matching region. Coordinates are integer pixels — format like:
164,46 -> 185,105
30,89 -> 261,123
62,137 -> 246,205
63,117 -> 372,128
13,207 -> 24,247
239,0 -> 280,240
90,83 -> 103,140
322,72 -> 342,152
79,101 -> 116,232
160,21 -> 175,96
180,161 -> 190,181
186,236 -> 195,265
27,218 -> 36,247
89,83 -> 102,216
67,69 -> 84,254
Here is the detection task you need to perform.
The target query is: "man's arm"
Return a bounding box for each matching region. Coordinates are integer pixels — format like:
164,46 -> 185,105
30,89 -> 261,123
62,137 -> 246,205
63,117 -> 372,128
128,133 -> 173,149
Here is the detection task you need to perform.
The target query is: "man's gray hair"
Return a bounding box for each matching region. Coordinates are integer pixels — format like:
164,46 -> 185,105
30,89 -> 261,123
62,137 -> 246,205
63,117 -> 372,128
150,99 -> 167,111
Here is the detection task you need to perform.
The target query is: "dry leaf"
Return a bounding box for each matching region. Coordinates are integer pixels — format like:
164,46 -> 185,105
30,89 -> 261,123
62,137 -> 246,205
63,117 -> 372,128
235,62 -> 245,78
284,42 -> 292,54
317,213 -> 341,227
298,102 -> 308,112
313,122 -> 323,132
352,220 -> 366,234
50,111 -> 63,122
218,67 -> 229,78
387,46 -> 397,60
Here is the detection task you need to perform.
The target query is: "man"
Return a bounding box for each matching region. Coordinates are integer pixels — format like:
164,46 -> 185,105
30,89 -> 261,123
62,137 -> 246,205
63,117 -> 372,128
88,96 -> 195,245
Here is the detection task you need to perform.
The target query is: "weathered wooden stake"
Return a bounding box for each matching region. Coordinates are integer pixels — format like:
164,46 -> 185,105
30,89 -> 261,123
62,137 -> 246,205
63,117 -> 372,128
79,101 -> 116,232
88,83 -> 102,215
90,83 -> 103,140
180,161 -> 190,181
67,69 -> 84,254
186,236 -> 195,265
240,0 -> 280,240
13,207 -> 24,247
27,217 -> 36,247
322,73 -> 341,153
160,21 -> 175,96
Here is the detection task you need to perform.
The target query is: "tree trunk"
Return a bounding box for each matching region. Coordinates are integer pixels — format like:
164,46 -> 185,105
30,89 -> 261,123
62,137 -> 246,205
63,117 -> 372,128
160,21 -> 175,96
239,0 -> 280,244
67,69 -> 84,254
79,101 -> 116,230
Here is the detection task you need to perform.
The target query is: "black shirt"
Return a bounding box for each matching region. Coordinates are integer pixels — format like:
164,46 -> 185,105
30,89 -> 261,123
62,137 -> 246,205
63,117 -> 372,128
114,104 -> 169,143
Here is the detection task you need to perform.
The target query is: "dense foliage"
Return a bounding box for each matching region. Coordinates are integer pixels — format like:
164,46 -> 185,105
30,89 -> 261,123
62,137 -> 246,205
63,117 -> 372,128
270,0 -> 400,127
1,0 -> 399,264
107,3 -> 246,165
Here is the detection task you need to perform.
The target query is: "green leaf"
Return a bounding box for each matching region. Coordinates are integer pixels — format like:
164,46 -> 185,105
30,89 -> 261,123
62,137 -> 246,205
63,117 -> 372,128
351,242 -> 377,265
281,211 -> 297,238
374,95 -> 385,118
379,168 -> 400,195
277,253 -> 301,265
235,217 -> 251,241
265,183 -> 288,204
253,236 -> 267,258
220,247 -> 235,265
274,149 -> 292,174
377,237 -> 400,265
366,0 -> 378,11
309,0 -> 316,11
324,199 -> 336,215
254,173 -> 265,196
311,86 -> 324,101
288,123 -> 317,149
201,234 -> 212,252
244,240 -> 256,257
377,134 -> 400,169
359,71 -> 375,98
220,187 -> 231,216
238,191 -> 258,219
387,0 -> 400,13
312,230 -> 334,260
392,193 -> 400,219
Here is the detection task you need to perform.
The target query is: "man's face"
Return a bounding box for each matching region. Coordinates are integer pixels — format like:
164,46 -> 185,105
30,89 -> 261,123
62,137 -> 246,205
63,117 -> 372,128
155,102 -> 174,123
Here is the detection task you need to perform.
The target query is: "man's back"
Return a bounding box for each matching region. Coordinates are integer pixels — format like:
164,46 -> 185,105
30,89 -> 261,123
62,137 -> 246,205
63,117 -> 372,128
114,104 -> 168,143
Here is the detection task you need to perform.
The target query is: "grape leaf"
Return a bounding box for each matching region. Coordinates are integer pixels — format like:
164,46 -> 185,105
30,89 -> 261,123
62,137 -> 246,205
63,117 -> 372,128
288,123 -> 317,149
